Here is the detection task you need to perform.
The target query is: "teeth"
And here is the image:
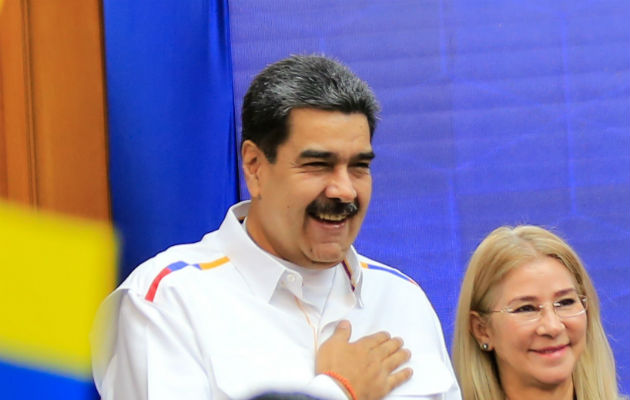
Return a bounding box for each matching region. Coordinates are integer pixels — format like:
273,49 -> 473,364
317,212 -> 346,222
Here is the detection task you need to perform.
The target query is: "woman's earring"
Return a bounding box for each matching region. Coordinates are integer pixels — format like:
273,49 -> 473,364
481,343 -> 490,351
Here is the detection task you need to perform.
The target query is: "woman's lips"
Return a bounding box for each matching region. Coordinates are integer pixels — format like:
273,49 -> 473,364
531,344 -> 568,356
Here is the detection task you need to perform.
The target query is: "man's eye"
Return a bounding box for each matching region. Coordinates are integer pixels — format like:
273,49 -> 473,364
303,162 -> 328,168
354,162 -> 371,169
512,304 -> 538,313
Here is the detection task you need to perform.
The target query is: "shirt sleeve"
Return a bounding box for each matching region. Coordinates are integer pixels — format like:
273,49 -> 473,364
378,284 -> 462,400
303,374 -> 350,400
427,299 -> 462,400
92,289 -> 212,400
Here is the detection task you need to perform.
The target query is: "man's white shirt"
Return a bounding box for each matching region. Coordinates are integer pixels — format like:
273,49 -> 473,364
91,201 -> 461,399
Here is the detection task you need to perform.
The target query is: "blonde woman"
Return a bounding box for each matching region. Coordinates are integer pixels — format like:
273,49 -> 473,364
453,225 -> 621,400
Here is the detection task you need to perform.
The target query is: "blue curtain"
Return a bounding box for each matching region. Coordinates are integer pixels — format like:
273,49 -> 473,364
102,0 -> 629,393
103,0 -> 239,280
228,0 -> 629,391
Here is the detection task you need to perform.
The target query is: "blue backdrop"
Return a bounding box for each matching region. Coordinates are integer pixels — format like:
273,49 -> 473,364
104,0 -> 629,394
104,0 -> 239,280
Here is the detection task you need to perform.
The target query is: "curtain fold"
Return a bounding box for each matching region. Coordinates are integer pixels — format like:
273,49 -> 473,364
103,0 -> 239,281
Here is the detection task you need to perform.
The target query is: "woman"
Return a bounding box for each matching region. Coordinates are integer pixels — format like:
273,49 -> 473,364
453,225 -> 620,400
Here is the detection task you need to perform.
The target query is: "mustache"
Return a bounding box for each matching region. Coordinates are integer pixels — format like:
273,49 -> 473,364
306,198 -> 359,218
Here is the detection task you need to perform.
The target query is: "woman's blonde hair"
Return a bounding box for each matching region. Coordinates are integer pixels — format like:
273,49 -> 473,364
452,225 -> 619,400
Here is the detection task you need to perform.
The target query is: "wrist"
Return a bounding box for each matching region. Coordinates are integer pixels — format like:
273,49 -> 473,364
321,371 -> 358,400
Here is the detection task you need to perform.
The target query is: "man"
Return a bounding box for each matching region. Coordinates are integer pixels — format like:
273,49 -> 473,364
92,55 -> 461,399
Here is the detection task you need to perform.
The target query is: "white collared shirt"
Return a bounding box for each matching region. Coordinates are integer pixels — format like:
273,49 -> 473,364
91,201 -> 461,400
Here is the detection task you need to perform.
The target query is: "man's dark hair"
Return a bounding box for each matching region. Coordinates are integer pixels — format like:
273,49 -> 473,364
241,54 -> 380,162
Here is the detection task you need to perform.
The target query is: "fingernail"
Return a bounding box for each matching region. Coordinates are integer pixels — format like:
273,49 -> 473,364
338,320 -> 350,329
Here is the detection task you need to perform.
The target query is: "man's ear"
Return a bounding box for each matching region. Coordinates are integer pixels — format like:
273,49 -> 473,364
470,311 -> 493,351
241,140 -> 265,199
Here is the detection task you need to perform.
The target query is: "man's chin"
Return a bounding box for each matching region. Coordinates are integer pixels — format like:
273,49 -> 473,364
305,244 -> 347,268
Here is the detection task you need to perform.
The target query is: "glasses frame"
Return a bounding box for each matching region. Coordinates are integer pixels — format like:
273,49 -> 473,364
484,294 -> 588,323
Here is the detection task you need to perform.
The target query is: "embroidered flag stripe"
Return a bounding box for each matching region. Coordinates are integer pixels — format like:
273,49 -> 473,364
341,259 -> 356,292
144,257 -> 230,302
361,262 -> 418,286
198,256 -> 230,270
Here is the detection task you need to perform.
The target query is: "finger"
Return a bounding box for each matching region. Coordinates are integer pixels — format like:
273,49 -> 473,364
387,367 -> 413,392
353,330 -> 391,348
371,337 -> 404,360
382,347 -> 412,373
329,320 -> 352,343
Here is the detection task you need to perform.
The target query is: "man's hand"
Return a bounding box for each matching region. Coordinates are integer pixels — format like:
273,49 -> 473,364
315,320 -> 413,400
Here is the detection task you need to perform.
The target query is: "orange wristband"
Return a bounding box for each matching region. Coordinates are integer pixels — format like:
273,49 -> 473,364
322,371 -> 358,400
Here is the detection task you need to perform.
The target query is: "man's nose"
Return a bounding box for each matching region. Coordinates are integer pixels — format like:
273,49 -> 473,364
325,167 -> 356,202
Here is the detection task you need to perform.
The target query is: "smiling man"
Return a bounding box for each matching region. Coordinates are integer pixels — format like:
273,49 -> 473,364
243,108 -> 373,268
92,55 -> 461,400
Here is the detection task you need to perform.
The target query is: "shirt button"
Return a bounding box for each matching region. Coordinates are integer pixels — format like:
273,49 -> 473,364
286,274 -> 296,283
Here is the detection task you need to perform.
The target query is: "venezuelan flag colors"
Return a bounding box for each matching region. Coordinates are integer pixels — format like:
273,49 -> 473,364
0,201 -> 117,399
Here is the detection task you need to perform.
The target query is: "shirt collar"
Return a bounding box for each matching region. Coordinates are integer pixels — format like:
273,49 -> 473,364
341,244 -> 365,308
212,200 -> 365,306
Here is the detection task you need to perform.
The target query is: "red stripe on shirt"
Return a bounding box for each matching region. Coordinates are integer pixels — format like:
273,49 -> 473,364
145,267 -> 173,302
